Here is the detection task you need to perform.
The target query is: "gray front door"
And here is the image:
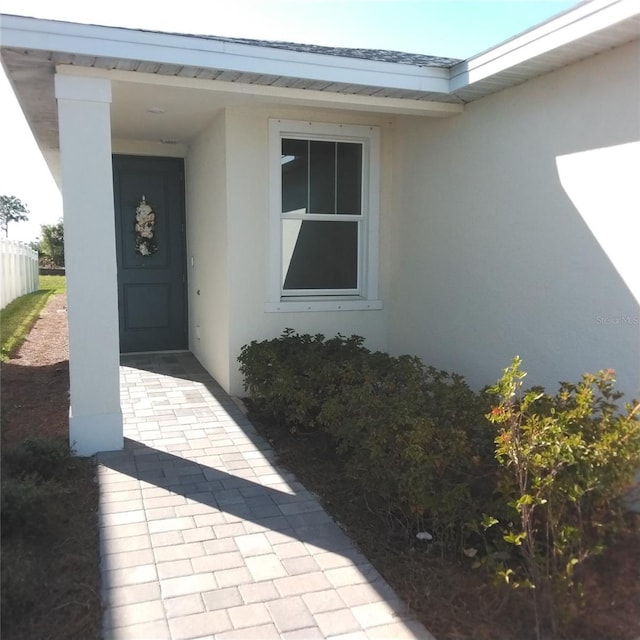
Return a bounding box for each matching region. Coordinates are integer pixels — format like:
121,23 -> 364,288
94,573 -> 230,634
113,155 -> 187,353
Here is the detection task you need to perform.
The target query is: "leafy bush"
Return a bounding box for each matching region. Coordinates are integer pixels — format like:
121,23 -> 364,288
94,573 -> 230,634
319,354 -> 493,538
1,438 -> 76,538
0,436 -> 102,639
1,475 -> 65,538
240,335 -> 640,637
484,358 -> 640,637
239,330 -> 494,543
0,538 -> 41,620
3,437 -> 74,482
238,330 -> 369,432
38,220 -> 65,267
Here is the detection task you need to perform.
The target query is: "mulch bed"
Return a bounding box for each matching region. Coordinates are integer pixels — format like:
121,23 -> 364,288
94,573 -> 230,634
248,407 -> 640,640
1,294 -> 638,640
1,294 -> 102,640
1,294 -> 70,449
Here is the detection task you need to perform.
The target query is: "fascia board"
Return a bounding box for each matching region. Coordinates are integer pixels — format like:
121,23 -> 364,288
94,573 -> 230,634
450,0 -> 640,90
0,14 -> 450,94
57,65 -> 463,117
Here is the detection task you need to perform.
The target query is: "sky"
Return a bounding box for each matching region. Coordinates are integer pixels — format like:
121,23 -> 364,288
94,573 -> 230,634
0,0 -> 580,242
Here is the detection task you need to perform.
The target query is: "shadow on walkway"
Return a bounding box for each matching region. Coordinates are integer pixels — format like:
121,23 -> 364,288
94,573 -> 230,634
95,352 -> 433,639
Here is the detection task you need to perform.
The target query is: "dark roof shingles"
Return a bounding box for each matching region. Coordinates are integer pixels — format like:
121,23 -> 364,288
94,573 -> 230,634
133,25 -> 460,68
202,34 -> 461,68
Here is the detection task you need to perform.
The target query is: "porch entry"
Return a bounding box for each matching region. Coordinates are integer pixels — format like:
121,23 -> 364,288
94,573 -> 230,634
113,155 -> 187,353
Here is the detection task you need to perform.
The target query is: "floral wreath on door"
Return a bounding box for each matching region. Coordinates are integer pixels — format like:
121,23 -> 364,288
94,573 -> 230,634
135,196 -> 158,256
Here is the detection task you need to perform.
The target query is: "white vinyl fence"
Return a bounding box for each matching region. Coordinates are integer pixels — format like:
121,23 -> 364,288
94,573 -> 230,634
1,238 -> 39,309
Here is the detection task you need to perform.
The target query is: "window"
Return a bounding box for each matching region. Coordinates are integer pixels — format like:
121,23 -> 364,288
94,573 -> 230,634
267,119 -> 381,312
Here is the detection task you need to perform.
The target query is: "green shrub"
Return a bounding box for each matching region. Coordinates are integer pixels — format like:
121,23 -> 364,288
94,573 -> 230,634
3,437 -> 74,482
1,475 -> 65,538
484,357 -> 640,636
1,438 -> 76,539
320,355 -> 493,538
238,329 -> 369,432
240,335 -> 640,636
0,538 -> 41,620
239,332 -> 639,585
239,330 -> 494,545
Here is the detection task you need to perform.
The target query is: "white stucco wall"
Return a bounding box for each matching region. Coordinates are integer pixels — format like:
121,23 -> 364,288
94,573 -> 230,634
185,112 -> 231,389
108,105 -> 393,397
390,40 -> 640,398
216,107 -> 394,395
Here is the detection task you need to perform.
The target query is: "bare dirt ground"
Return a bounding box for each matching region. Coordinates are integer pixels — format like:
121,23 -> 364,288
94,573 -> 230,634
1,294 -> 70,448
1,294 -> 102,640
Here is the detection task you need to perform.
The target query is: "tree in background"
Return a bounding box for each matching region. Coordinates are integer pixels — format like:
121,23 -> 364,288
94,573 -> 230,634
39,220 -> 65,267
0,195 -> 29,238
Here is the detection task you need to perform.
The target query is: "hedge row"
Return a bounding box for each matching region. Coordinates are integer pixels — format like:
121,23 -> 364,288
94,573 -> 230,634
238,330 -> 497,543
239,331 -> 640,631
238,330 -> 639,553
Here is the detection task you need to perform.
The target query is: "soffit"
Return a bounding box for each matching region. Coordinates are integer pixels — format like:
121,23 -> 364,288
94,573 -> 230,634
2,47 -> 463,104
1,2 -> 639,158
451,8 -> 640,102
1,45 -> 463,157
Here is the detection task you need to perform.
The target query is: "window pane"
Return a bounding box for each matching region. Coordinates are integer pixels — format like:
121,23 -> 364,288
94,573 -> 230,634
282,139 -> 308,214
282,220 -> 358,290
336,143 -> 362,214
309,141 -> 336,214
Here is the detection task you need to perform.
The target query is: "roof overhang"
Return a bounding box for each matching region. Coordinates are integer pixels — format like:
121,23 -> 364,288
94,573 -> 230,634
0,12 -> 463,182
0,15 -> 455,96
1,0 -> 638,180
450,0 -> 640,101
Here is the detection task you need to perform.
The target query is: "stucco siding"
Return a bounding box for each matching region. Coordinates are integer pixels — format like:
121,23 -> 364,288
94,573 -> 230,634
222,106 -> 393,395
390,40 -> 640,397
186,112 -> 231,389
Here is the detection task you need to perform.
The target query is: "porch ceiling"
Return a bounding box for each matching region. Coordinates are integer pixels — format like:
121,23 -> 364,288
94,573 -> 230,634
0,42 -> 463,185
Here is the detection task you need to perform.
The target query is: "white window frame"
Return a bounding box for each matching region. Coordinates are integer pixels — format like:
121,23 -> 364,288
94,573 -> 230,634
266,119 -> 382,313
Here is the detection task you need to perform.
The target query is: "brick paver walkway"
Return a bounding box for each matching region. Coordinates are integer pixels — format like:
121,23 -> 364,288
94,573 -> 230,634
97,353 -> 435,640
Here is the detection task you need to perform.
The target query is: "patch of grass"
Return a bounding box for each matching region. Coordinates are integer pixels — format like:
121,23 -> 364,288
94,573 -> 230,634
39,274 -> 66,294
0,276 -> 66,361
1,290 -> 54,361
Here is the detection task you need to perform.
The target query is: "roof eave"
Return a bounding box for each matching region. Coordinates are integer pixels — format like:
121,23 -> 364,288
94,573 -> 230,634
0,14 -> 452,95
450,0 -> 640,92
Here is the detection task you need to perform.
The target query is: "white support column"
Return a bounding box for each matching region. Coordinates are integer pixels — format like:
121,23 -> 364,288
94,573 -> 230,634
55,74 -> 123,456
